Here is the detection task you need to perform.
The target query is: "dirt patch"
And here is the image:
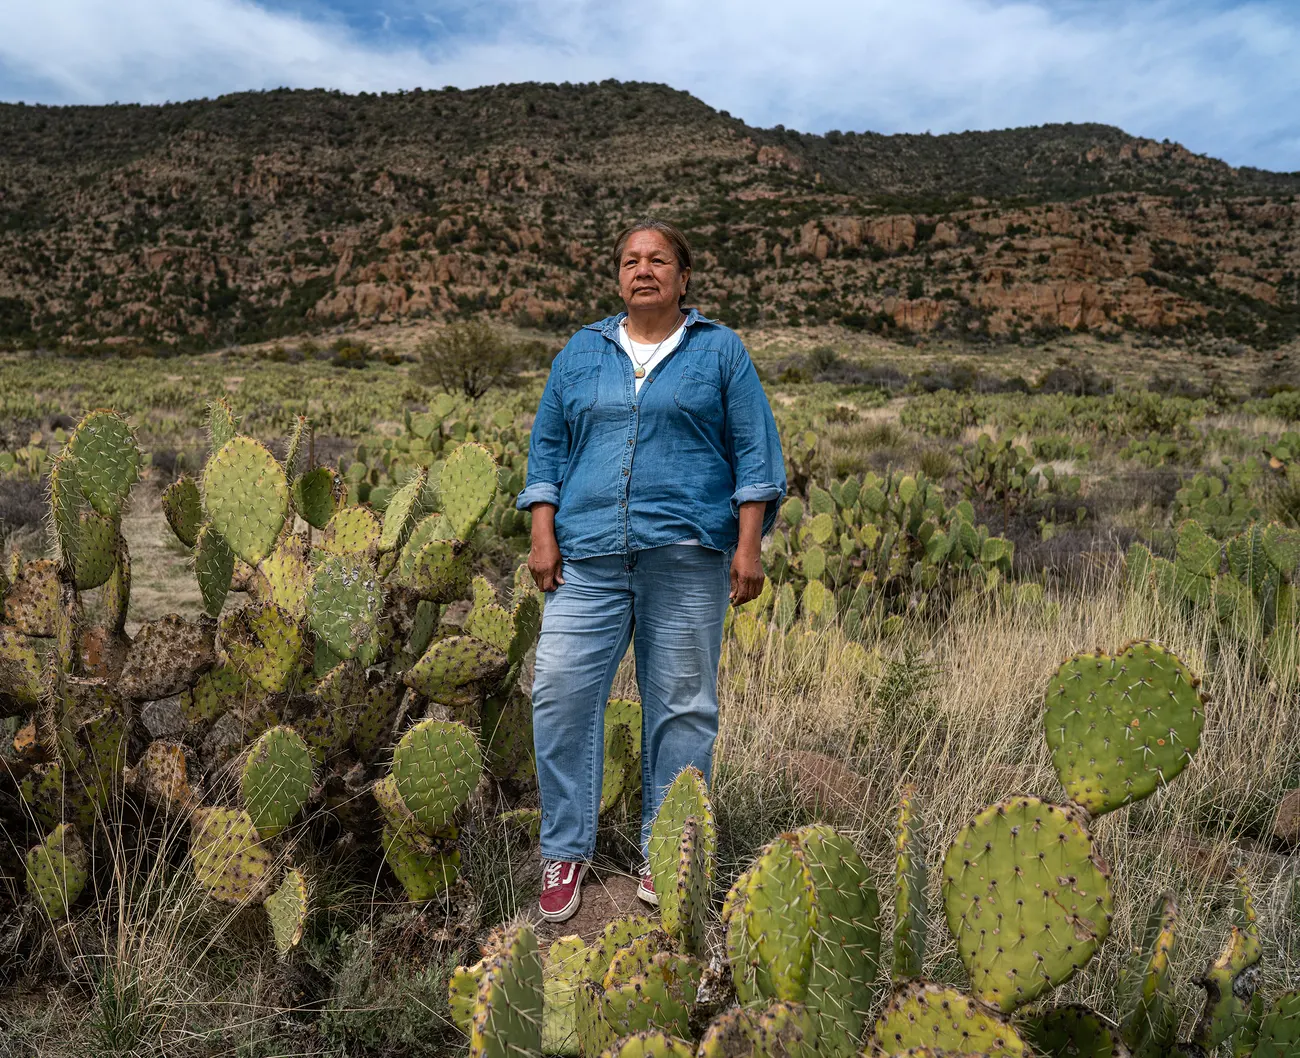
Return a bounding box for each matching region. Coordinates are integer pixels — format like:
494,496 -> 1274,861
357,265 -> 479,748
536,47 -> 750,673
120,478 -> 202,634
531,870 -> 647,946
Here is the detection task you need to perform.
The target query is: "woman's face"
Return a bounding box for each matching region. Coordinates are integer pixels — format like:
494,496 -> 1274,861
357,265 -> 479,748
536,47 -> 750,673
618,230 -> 689,314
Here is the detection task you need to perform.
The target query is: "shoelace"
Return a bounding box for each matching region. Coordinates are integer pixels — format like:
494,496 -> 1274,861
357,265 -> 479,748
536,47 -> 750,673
543,860 -> 575,889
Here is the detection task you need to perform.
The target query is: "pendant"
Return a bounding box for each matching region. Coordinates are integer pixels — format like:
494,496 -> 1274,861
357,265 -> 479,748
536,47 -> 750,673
634,367 -> 646,379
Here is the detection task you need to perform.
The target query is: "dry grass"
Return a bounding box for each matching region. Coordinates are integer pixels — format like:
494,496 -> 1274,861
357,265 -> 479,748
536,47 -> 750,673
714,564 -> 1300,1029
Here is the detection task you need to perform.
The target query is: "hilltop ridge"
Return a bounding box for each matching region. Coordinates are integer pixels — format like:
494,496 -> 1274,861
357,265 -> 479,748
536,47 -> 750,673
0,81 -> 1296,350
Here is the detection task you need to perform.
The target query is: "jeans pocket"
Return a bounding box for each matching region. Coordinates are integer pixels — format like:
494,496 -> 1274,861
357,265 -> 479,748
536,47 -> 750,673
673,370 -> 722,423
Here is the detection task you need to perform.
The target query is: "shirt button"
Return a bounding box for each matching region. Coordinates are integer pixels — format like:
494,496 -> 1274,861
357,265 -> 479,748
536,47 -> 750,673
627,439 -> 634,446
631,405 -> 637,412
623,468 -> 629,476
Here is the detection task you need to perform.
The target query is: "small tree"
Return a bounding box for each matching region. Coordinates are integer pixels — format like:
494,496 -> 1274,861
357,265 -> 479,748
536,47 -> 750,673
417,321 -> 517,399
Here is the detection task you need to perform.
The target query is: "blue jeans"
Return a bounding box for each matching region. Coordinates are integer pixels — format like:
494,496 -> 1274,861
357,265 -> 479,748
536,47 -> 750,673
531,545 -> 731,862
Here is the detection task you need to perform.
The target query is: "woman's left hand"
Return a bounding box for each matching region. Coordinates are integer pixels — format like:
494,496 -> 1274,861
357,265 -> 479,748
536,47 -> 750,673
730,545 -> 765,605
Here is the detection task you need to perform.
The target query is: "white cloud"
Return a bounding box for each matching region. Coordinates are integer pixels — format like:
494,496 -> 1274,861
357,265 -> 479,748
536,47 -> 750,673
1,0 -> 1297,171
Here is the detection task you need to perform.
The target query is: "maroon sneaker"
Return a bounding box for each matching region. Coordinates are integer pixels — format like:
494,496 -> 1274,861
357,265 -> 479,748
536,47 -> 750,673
539,860 -> 587,922
637,863 -> 659,907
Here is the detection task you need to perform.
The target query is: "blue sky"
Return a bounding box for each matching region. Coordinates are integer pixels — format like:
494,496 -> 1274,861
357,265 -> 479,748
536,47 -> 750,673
2,0 -> 1297,173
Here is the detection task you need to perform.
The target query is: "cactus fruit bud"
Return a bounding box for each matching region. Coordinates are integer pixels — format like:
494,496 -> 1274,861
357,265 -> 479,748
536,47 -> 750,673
1044,640 -> 1206,817
26,823 -> 89,919
265,867 -> 309,957
189,807 -> 272,904
892,784 -> 927,982
869,981 -> 1027,1055
391,718 -> 483,831
241,725 -> 313,838
942,797 -> 1112,1012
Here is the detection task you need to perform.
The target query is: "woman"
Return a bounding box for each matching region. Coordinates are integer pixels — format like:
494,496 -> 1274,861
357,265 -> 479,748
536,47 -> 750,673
516,218 -> 786,922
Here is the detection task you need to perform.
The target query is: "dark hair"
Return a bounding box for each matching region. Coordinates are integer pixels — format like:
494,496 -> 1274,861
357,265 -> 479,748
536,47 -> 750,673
612,218 -> 693,306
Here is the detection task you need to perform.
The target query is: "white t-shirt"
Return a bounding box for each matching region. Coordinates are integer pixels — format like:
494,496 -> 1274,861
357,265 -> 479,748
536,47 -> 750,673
619,316 -> 698,546
619,317 -> 685,394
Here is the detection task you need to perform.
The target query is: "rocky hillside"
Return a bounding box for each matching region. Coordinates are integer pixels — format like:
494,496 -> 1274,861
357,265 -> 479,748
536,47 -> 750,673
0,81 -> 1297,350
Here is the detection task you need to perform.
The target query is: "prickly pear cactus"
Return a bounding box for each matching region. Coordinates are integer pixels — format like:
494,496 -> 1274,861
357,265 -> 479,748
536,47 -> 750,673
1253,990 -> 1300,1058
219,601 -> 303,694
600,1031 -> 695,1058
1192,870 -> 1262,1050
189,807 -> 272,904
64,409 -> 141,518
390,718 -> 483,831
201,436 -> 289,567
241,726 -> 313,839
265,867 -> 309,957
697,1002 -> 818,1058
647,767 -> 715,951
162,477 -> 203,548
469,923 -> 544,1058
893,784 -> 927,982
869,981 -> 1027,1055
441,442 -> 498,540
942,797 -> 1112,1012
1044,640 -> 1206,817
1119,892 -> 1179,1058
26,823 -> 89,919
1025,1004 -> 1129,1058
306,555 -> 383,663
724,823 -> 880,1057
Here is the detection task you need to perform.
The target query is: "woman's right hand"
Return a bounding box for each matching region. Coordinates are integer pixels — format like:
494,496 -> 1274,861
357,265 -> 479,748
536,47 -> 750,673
528,504 -> 565,592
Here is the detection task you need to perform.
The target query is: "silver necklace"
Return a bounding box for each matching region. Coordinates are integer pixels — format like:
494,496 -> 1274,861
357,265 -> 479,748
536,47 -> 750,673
626,313 -> 683,379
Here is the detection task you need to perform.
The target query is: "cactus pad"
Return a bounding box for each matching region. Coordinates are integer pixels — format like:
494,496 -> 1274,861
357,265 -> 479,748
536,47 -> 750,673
893,784 -> 928,982
259,534 -> 311,618
648,767 -> 716,924
441,442 -> 498,540
189,807 -> 271,904
1044,640 -> 1206,816
320,506 -> 381,555
307,555 -> 383,663
201,437 -> 289,566
1026,1005 -> 1127,1058
468,923 -> 543,1058
180,664 -> 246,726
117,613 -> 217,702
291,467 -> 340,530
219,601 -> 303,693
601,1032 -> 695,1058
71,510 -> 119,591
600,721 -> 635,813
208,397 -> 239,451
26,823 -> 90,919
1254,991 -> 1300,1058
465,575 -> 513,652
409,538 -> 472,602
162,476 -> 204,547
598,952 -> 702,1045
241,725 -> 313,838
3,558 -> 59,636
380,468 -> 428,553
391,718 -> 483,830
869,982 -> 1027,1055
195,524 -> 235,617
127,741 -> 196,814
405,634 -> 508,702
942,797 -> 1112,1012
265,867 -> 309,957
353,677 -> 403,762
0,628 -> 43,706
1192,871 -> 1262,1050
1120,892 -> 1179,1058
671,817 -> 709,957
66,410 -> 140,518
697,1003 -> 818,1058
398,512 -> 453,580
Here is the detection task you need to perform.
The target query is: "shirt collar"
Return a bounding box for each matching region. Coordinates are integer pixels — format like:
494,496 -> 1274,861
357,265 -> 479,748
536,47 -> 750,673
589,307 -> 715,341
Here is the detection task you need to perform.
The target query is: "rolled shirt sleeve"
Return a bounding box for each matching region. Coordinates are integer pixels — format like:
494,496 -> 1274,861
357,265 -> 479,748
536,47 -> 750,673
517,365 -> 570,511
723,345 -> 787,536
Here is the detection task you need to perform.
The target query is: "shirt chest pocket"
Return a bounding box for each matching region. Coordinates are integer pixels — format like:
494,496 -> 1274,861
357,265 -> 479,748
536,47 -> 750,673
560,365 -> 602,423
673,370 -> 722,423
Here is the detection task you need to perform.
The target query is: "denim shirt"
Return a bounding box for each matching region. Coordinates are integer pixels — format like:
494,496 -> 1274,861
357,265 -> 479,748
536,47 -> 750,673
516,309 -> 787,559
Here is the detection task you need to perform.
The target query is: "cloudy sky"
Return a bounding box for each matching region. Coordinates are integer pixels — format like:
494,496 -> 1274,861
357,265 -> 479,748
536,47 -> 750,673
2,0 -> 1297,172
